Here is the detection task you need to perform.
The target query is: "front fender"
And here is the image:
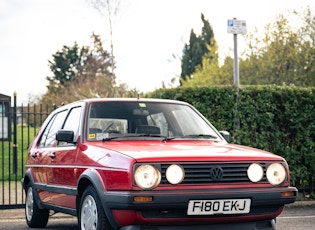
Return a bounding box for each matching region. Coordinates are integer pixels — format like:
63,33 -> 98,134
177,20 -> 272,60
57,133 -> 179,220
77,168 -> 119,229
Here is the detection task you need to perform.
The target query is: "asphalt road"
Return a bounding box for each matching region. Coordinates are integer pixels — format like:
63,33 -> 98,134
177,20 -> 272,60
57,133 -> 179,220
0,201 -> 314,230
276,201 -> 315,230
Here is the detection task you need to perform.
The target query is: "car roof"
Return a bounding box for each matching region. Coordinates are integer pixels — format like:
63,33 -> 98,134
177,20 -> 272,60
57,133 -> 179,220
80,98 -> 188,104
51,98 -> 190,113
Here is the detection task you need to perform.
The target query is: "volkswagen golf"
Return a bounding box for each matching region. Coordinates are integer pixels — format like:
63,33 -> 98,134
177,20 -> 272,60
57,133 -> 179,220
22,98 -> 297,230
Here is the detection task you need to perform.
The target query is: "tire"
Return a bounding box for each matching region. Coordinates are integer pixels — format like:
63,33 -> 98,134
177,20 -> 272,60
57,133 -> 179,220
25,183 -> 49,228
79,185 -> 113,230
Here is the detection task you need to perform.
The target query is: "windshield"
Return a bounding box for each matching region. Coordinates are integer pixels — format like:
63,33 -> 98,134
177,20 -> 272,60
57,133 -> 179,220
86,101 -> 222,141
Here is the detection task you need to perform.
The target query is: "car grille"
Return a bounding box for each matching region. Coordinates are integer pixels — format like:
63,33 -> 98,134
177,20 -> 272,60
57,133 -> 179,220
161,163 -> 268,184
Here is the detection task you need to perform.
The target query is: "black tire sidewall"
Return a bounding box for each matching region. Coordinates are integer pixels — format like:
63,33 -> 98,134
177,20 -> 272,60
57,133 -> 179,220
25,183 -> 49,228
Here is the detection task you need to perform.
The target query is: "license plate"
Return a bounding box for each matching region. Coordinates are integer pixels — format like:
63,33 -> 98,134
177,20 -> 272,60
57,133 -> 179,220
187,199 -> 251,215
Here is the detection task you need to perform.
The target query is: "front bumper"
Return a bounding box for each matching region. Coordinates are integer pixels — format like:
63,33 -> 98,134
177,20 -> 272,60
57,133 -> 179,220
104,186 -> 297,210
101,186 -> 297,228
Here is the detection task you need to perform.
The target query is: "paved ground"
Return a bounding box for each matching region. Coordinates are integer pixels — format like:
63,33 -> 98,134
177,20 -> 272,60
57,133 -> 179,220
0,181 -> 24,206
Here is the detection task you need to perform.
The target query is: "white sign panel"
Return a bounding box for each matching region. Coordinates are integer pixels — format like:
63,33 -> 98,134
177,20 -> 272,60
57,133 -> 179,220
0,117 -> 8,139
227,19 -> 247,34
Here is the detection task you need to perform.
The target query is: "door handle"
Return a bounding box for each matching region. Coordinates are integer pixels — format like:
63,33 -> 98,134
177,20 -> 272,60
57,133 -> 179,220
30,151 -> 38,159
48,152 -> 56,159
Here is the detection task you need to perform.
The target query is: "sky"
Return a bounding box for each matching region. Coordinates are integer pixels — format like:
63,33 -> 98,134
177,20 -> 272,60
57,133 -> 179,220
1,0 -> 314,103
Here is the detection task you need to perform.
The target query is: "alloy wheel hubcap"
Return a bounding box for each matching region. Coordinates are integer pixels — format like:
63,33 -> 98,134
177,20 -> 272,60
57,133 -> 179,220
25,187 -> 34,221
81,195 -> 98,230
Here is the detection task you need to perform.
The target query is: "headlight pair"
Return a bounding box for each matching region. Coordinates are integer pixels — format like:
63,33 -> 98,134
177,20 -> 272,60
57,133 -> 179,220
247,163 -> 287,185
134,164 -> 185,190
134,162 -> 286,189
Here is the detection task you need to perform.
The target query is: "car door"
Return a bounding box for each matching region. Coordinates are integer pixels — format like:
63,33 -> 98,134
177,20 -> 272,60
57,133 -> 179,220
33,109 -> 68,203
46,106 -> 82,208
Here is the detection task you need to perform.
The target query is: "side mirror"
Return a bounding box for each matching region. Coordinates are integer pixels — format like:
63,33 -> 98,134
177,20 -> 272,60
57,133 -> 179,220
219,131 -> 230,142
56,130 -> 75,143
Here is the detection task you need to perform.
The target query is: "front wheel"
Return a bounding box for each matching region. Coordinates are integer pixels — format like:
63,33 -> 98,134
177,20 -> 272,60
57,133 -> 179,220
79,185 -> 112,230
25,183 -> 49,228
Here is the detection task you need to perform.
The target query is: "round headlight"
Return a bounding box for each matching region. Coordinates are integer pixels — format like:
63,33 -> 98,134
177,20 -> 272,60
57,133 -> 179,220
247,163 -> 264,183
166,164 -> 185,184
134,164 -> 161,190
266,163 -> 286,186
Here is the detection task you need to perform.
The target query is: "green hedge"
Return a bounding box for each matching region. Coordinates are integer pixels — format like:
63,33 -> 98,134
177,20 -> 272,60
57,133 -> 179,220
147,85 -> 315,190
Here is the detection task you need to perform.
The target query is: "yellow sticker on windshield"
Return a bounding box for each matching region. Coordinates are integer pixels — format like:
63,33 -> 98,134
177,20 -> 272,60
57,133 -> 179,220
138,103 -> 146,108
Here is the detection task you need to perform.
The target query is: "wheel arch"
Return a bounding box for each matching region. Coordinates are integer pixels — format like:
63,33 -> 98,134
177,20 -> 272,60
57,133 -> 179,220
77,168 -> 118,229
22,169 -> 45,210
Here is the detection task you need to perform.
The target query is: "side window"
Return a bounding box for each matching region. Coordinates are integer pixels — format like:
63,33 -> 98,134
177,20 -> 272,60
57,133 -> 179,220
38,110 -> 68,148
62,106 -> 82,143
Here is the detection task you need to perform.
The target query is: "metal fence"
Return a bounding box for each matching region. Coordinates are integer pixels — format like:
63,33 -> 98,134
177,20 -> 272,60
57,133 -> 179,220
0,94 -> 52,209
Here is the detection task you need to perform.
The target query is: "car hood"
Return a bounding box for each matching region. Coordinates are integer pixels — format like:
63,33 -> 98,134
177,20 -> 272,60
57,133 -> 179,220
88,140 -> 283,162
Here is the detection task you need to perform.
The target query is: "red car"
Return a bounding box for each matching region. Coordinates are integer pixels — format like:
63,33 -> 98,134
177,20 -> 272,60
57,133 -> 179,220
22,98 -> 297,230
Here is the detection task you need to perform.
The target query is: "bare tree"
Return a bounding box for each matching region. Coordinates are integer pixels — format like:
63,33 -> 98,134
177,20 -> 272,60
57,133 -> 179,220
88,0 -> 120,78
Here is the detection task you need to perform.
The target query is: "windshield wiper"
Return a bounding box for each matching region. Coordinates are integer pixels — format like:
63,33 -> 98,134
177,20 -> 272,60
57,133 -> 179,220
102,136 -> 121,141
181,134 -> 218,139
102,134 -> 217,142
147,134 -> 175,142
102,134 -> 175,142
132,133 -> 175,142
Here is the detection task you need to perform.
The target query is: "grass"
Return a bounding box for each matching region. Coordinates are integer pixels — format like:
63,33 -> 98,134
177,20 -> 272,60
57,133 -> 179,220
0,125 -> 39,181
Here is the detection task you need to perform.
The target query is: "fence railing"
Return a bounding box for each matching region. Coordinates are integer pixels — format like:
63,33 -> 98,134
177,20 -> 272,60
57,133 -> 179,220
1,94 -> 53,209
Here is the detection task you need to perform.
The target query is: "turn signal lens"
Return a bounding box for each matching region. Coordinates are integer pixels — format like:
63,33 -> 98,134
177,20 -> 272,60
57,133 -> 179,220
281,191 -> 295,197
134,196 -> 153,202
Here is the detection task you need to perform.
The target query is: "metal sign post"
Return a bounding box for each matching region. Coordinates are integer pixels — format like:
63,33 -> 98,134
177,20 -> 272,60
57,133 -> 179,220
233,34 -> 239,88
227,19 -> 247,143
